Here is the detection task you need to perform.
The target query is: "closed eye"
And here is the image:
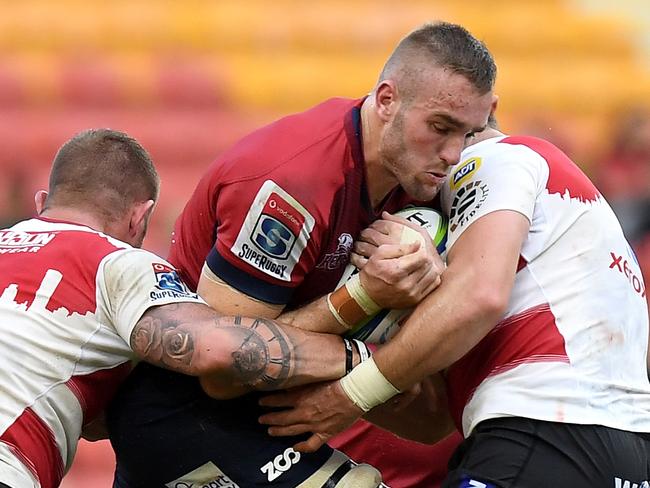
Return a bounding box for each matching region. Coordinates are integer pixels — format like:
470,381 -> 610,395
430,123 -> 451,134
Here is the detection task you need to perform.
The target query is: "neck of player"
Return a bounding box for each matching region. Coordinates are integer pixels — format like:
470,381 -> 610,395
360,97 -> 400,211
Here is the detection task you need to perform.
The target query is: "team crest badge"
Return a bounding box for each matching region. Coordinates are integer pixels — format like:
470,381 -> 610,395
316,233 -> 353,270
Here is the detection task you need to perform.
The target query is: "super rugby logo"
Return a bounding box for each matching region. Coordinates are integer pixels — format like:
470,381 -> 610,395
449,180 -> 489,232
232,180 -> 315,282
150,263 -> 196,300
450,157 -> 481,190
252,193 -> 303,259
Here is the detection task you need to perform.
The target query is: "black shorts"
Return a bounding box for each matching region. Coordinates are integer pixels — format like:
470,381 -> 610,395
107,363 -> 336,488
443,416 -> 650,488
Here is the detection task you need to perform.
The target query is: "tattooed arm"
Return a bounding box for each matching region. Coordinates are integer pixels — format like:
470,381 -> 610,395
130,302 -> 356,399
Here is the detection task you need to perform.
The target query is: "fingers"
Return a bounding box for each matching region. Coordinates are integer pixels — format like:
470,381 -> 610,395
360,241 -> 444,308
349,251 -> 368,269
367,243 -> 435,281
421,273 -> 442,296
380,212 -> 437,254
357,224 -> 404,247
293,433 -> 329,453
266,423 -> 313,437
267,425 -> 329,453
385,244 -> 429,274
259,407 -> 308,427
352,238 -> 439,275
351,223 -> 409,270
258,385 -> 360,455
258,391 -> 297,408
380,211 -> 414,228
356,240 -> 421,263
350,234 -> 420,271
369,241 -> 421,261
352,240 -> 377,261
354,212 -> 442,268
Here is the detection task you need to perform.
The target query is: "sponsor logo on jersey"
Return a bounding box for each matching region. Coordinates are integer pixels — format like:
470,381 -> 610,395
165,461 -> 240,488
260,447 -> 301,482
232,180 -> 315,281
449,180 -> 490,232
450,157 -> 481,190
150,263 -> 197,300
609,251 -> 646,298
316,233 -> 353,270
0,231 -> 56,254
614,477 -> 650,488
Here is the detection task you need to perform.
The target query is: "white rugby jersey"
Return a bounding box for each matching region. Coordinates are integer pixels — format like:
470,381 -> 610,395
441,135 -> 650,437
0,218 -> 203,488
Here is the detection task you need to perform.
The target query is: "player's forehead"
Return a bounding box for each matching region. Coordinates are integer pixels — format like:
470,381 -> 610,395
410,66 -> 493,130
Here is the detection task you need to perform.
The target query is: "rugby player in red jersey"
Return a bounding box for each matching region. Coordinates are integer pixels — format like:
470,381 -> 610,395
108,22 -> 497,488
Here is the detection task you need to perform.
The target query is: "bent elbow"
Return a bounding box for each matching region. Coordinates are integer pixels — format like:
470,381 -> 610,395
469,288 -> 509,323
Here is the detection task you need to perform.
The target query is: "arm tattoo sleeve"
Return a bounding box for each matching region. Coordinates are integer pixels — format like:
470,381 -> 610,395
226,317 -> 292,390
130,304 -> 295,390
131,307 -> 195,369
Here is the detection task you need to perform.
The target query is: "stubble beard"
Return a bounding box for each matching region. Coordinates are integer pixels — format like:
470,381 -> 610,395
381,122 -> 435,202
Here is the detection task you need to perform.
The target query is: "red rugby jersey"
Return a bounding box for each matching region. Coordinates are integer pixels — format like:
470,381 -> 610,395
168,97 -> 460,487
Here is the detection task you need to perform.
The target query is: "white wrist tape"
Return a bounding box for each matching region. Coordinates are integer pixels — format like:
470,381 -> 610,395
345,274 -> 381,316
340,357 -> 400,412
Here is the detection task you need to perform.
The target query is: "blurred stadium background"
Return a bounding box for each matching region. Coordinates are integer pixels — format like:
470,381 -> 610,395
0,0 -> 648,485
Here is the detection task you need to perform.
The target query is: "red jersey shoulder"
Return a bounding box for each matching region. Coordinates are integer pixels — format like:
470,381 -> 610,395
208,98 -> 361,186
210,99 -> 364,283
0,227 -> 125,315
170,98 -> 365,296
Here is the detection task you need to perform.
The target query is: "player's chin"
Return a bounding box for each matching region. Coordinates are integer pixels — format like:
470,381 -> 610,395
407,180 -> 443,202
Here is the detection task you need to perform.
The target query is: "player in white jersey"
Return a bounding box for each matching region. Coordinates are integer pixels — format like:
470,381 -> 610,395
259,120 -> 650,486
0,129 -> 386,488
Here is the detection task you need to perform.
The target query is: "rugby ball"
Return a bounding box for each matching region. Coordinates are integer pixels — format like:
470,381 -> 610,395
338,207 -> 447,344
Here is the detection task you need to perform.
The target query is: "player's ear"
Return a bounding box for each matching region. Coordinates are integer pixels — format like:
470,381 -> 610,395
375,80 -> 398,122
34,190 -> 48,214
128,199 -> 155,238
491,95 -> 499,115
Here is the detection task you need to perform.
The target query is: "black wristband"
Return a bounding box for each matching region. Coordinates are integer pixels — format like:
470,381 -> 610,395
343,338 -> 354,374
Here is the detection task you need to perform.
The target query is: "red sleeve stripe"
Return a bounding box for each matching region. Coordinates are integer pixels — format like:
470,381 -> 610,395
446,303 -> 569,429
0,407 -> 64,488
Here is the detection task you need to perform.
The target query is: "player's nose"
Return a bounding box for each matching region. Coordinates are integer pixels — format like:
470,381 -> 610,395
439,136 -> 464,167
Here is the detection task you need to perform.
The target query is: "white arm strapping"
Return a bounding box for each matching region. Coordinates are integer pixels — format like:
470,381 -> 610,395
339,357 -> 400,412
